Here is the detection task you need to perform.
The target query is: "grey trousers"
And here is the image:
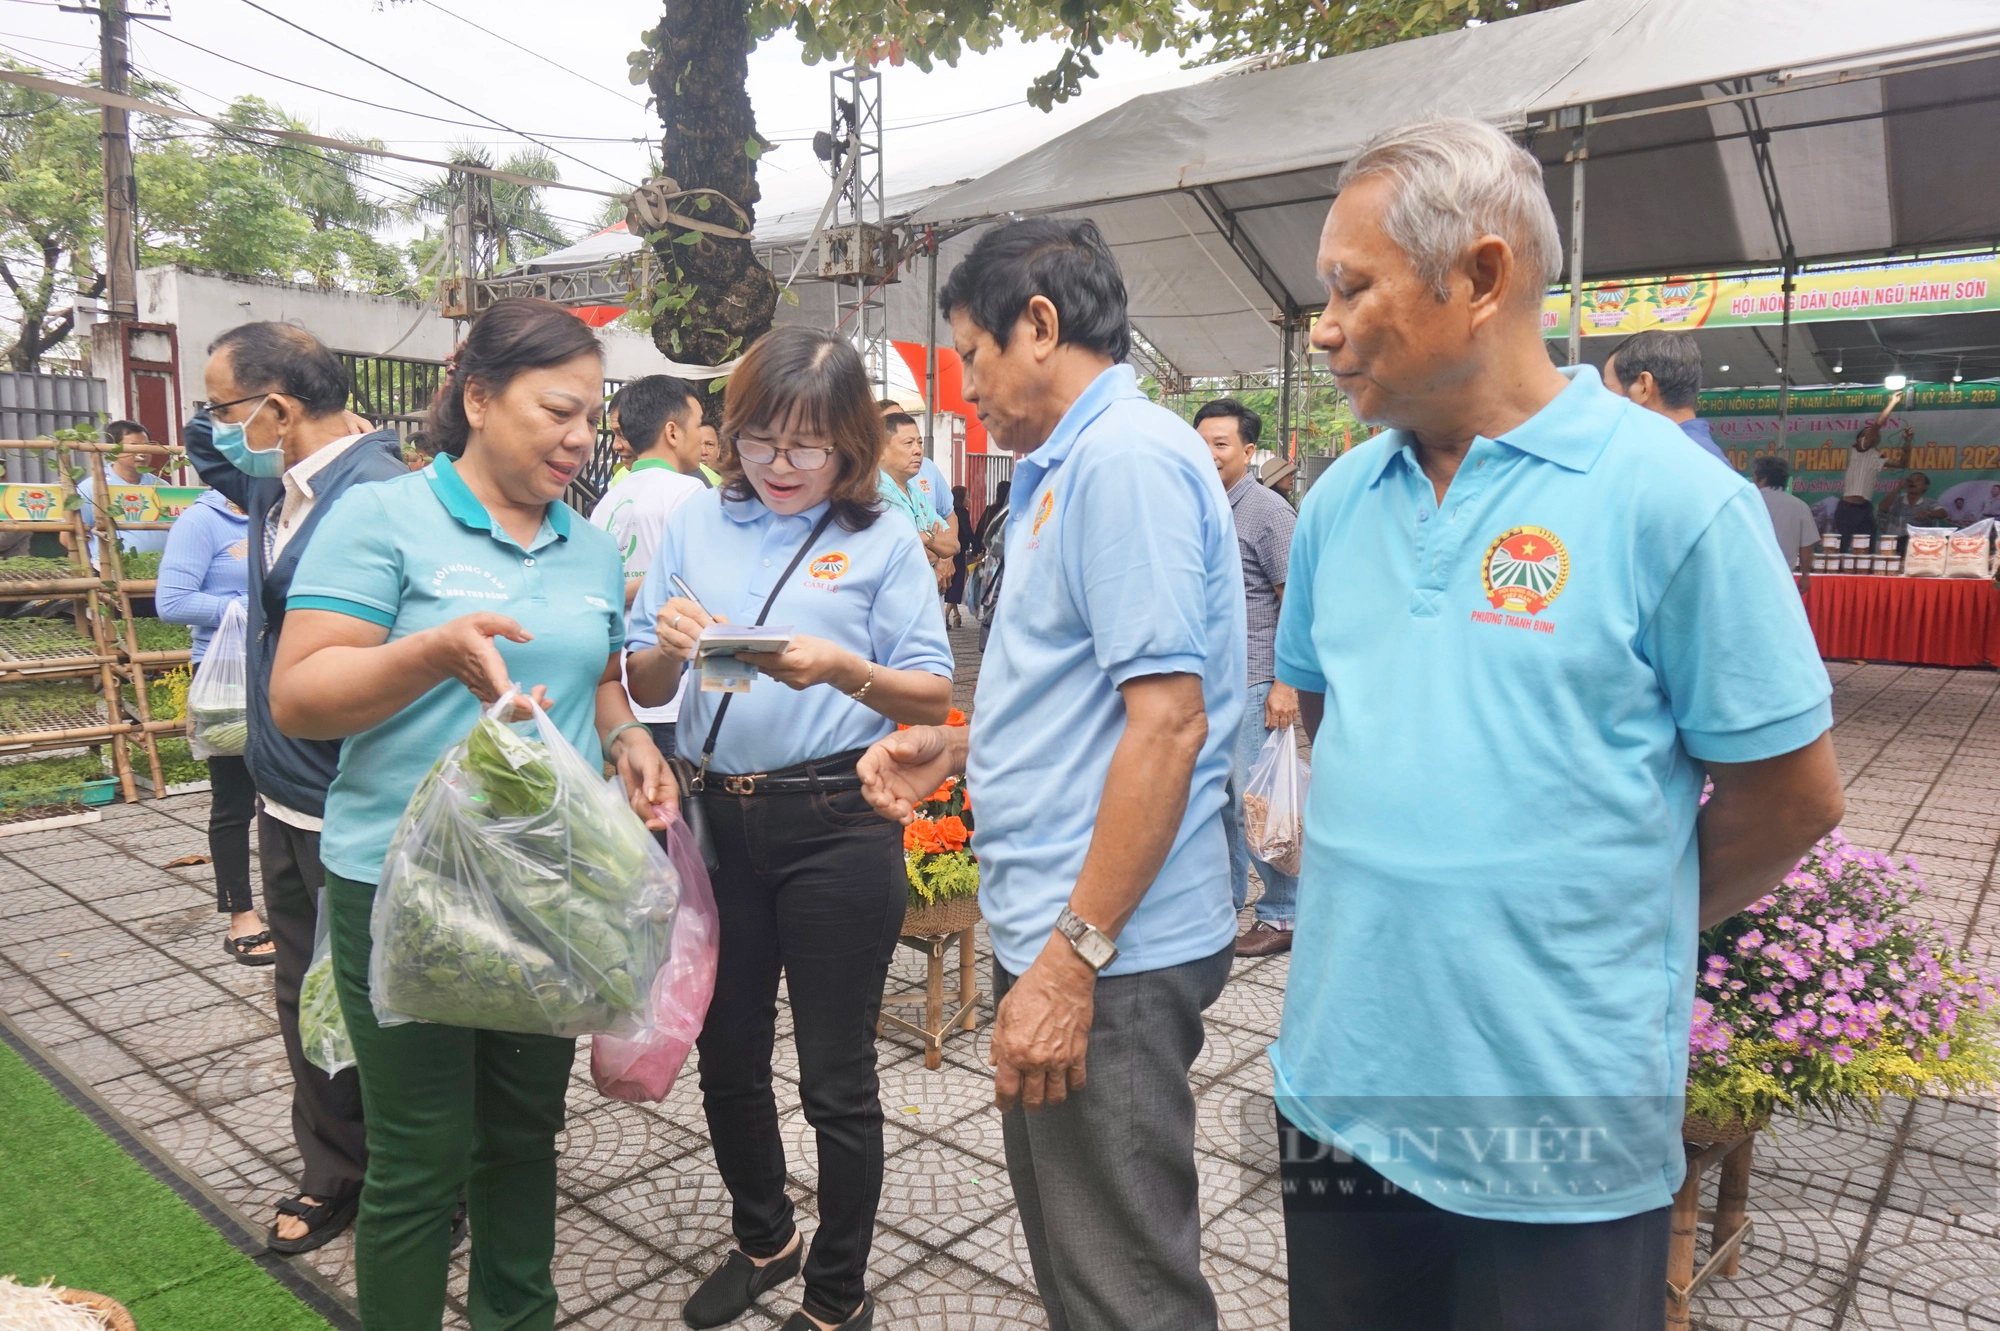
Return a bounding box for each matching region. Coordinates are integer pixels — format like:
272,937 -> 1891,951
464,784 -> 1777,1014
994,943 -> 1233,1331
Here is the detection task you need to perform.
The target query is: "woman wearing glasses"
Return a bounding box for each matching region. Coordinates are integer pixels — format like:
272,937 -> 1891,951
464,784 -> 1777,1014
625,327 -> 953,1331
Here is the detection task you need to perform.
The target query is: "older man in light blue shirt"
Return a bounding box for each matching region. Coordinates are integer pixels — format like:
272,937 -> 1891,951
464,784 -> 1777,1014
1269,119 -> 1843,1330
858,218 -> 1244,1331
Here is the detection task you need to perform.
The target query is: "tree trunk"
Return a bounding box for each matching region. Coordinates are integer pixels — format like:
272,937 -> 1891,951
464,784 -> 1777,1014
649,0 -> 776,410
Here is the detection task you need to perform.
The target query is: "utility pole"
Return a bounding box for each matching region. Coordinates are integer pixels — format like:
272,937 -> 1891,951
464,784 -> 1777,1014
98,0 -> 138,322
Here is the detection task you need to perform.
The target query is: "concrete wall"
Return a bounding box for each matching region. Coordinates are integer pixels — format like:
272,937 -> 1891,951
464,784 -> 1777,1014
138,266 -> 704,415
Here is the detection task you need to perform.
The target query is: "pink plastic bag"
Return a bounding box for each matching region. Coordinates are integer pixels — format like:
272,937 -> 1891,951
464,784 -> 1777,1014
590,817 -> 719,1102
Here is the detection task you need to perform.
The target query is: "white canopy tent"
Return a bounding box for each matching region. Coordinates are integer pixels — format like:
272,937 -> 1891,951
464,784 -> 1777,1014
897,0 -> 2000,401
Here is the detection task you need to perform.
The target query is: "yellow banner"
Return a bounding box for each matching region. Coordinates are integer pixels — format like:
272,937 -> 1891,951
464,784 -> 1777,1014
0,482 -> 70,523
103,485 -> 204,522
1542,254 -> 2000,339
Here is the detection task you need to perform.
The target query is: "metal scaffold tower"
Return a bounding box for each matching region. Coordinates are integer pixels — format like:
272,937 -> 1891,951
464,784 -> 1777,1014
810,66 -> 894,394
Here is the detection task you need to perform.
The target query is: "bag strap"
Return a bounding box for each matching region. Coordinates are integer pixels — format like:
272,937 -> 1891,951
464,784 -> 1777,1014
690,507 -> 838,789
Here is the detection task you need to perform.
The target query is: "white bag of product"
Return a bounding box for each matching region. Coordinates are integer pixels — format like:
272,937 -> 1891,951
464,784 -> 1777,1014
1242,725 -> 1310,877
1903,527 -> 1952,577
1945,519 -> 1996,579
186,599 -> 248,757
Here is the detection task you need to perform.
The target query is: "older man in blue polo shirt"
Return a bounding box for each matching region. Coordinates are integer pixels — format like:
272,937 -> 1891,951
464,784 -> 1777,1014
858,218 -> 1244,1331
1272,119 -> 1844,1329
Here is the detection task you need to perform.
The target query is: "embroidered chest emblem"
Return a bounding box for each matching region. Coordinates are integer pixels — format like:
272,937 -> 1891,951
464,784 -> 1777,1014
1032,490 -> 1055,536
1480,526 -> 1569,615
809,551 -> 850,581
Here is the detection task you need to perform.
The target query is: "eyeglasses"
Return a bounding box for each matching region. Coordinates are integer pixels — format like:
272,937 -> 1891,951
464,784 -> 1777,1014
208,391 -> 289,417
735,437 -> 834,471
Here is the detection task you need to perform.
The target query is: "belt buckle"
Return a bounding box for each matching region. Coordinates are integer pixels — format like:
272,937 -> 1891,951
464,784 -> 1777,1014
722,774 -> 758,796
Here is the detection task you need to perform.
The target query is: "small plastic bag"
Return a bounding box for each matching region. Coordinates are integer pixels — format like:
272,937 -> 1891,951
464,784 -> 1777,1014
368,690 -> 680,1039
187,599 -> 248,758
591,814 -> 719,1102
299,907 -> 355,1075
1242,725 -> 1309,877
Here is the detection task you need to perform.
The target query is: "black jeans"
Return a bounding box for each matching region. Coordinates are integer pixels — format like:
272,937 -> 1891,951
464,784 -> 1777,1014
1278,1108 -> 1669,1330
1833,496 -> 1878,541
694,768 -> 907,1326
205,755 -> 256,915
260,813 -> 369,1202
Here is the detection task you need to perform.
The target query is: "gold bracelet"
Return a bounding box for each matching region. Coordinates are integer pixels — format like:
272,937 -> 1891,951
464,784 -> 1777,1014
846,660 -> 876,703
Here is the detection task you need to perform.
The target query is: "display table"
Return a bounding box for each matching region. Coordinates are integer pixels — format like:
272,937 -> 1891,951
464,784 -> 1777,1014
1804,575 -> 2000,667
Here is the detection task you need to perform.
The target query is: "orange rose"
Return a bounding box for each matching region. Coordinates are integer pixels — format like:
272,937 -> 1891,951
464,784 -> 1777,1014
933,815 -> 970,852
904,819 -> 947,854
946,708 -> 968,727
925,777 -> 958,805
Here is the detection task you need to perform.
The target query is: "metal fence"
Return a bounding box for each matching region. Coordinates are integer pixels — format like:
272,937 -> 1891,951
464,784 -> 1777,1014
0,371 -> 107,484
336,354 -> 626,514
340,353 -> 444,444
964,453 -> 1015,534
574,377 -> 628,512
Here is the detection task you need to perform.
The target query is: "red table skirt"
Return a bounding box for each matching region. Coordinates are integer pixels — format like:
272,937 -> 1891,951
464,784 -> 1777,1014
1805,575 -> 2000,668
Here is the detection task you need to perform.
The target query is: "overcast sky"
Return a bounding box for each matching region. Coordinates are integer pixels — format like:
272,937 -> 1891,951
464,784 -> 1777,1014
0,0 -> 1211,240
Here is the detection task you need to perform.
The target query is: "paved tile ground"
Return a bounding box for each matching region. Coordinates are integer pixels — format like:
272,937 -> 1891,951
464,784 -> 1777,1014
1,653 -> 1996,1329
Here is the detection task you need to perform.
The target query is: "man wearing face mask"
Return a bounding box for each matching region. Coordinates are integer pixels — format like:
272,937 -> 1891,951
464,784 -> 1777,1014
187,322 -> 409,1257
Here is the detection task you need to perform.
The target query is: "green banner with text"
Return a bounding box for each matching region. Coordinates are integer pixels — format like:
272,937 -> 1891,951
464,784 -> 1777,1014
1696,383 -> 2000,522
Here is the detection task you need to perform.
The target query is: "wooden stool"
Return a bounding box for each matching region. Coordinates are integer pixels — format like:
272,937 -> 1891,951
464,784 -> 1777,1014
878,896 -> 983,1070
1666,1125 -> 1758,1330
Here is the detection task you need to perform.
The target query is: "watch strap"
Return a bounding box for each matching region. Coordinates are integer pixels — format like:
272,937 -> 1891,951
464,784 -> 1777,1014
1056,905 -> 1119,971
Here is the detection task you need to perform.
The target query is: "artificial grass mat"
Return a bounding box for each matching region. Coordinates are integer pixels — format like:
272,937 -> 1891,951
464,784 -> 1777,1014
0,1039 -> 333,1330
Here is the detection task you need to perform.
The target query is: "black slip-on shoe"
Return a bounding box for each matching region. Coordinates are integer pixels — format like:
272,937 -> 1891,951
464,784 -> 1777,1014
780,1294 -> 873,1331
684,1242 -> 802,1328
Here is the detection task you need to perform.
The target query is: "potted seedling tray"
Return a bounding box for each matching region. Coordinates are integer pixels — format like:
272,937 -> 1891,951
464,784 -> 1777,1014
0,752 -> 115,834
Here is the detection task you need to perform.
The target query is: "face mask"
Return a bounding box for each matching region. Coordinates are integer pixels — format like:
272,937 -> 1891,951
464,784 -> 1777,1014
211,397 -> 285,478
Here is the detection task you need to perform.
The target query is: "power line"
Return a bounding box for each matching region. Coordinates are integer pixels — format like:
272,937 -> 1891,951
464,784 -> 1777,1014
759,97 -> 1028,139
116,60 -> 584,253
232,0 -> 634,190
143,23 -> 650,144
0,36 -> 88,75
412,0 -> 645,110
0,28 -> 98,52
0,64 -> 626,197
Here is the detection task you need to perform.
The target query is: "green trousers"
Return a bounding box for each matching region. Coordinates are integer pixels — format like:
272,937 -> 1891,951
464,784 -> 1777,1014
326,871 -> 575,1331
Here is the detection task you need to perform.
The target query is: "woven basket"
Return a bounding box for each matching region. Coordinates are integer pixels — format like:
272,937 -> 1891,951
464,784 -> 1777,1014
902,894 -> 981,938
56,1289 -> 137,1331
1682,1110 -> 1768,1147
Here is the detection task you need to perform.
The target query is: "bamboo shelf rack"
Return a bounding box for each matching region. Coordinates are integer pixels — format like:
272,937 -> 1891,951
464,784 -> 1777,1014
1,438 -> 195,802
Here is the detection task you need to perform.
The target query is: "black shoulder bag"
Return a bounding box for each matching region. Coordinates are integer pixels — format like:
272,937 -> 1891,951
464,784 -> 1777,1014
678,509 -> 838,873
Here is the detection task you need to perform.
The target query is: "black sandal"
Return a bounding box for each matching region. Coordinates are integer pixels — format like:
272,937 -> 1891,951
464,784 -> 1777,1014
266,1192 -> 359,1255
224,930 -> 277,967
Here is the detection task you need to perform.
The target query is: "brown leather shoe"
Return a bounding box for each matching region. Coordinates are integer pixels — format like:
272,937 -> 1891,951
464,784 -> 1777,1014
1235,921 -> 1293,957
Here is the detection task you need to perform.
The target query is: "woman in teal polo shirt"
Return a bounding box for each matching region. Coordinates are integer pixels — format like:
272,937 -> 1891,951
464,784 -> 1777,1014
267,298 -> 676,1331
626,328 -> 953,1331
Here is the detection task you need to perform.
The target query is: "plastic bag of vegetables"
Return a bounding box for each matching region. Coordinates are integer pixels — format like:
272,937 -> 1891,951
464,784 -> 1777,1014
591,811 -> 718,1102
368,689 -> 679,1039
186,599 -> 248,758
299,908 -> 354,1074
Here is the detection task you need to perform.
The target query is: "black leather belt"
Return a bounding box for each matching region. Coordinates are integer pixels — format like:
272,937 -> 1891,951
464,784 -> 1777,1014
705,747 -> 867,797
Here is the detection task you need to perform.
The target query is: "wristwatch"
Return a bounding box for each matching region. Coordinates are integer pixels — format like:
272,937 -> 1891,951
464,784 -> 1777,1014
1056,906 -> 1119,972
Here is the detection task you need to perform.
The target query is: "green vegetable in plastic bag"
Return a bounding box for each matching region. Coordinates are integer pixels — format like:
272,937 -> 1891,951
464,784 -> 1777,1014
300,915 -> 354,1074
368,692 -> 680,1039
187,601 -> 249,758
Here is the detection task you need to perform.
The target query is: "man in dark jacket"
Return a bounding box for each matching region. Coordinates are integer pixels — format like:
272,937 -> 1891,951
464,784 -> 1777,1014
187,322 -> 408,1254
